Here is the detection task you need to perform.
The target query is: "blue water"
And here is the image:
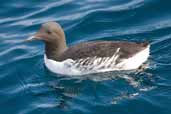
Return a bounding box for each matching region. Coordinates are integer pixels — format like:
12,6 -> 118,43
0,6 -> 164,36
0,0 -> 171,114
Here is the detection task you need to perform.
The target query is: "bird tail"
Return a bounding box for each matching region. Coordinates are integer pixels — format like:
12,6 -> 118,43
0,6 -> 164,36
141,41 -> 149,47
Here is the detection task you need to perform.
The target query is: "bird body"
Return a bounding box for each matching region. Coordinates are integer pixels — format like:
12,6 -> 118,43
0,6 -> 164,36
44,43 -> 150,75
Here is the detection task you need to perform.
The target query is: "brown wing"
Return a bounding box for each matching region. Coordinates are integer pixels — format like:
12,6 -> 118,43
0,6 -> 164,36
58,41 -> 149,61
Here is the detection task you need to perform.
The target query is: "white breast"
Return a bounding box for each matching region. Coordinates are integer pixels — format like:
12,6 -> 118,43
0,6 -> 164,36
44,46 -> 150,75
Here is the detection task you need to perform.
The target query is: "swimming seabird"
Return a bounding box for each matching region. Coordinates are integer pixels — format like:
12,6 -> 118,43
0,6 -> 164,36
26,21 -> 150,75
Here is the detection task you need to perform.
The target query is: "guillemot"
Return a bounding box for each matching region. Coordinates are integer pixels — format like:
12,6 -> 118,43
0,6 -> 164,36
26,21 -> 150,75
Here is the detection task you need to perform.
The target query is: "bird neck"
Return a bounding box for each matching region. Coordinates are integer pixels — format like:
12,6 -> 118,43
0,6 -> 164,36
45,39 -> 67,61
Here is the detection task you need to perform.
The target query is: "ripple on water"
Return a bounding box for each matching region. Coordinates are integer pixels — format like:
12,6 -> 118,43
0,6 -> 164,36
1,0 -> 171,114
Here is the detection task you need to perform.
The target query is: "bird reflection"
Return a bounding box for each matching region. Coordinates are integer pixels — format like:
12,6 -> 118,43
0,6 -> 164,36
46,66 -> 155,109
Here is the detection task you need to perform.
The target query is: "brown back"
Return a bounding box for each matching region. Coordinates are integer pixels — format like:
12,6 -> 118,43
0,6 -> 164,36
57,41 -> 149,61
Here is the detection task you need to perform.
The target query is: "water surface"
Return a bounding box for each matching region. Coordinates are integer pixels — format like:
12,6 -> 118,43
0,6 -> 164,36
0,0 -> 171,114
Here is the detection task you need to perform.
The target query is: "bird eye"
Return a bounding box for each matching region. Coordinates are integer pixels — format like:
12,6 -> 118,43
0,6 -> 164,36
47,30 -> 51,34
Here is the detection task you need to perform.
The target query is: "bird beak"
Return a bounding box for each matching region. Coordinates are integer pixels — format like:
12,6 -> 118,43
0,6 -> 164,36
25,36 -> 35,42
25,33 -> 42,42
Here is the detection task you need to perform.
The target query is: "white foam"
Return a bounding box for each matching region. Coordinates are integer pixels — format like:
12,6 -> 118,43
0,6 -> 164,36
44,45 -> 150,75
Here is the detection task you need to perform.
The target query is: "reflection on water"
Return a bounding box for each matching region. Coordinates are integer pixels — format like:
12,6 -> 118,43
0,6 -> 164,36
43,63 -> 156,109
